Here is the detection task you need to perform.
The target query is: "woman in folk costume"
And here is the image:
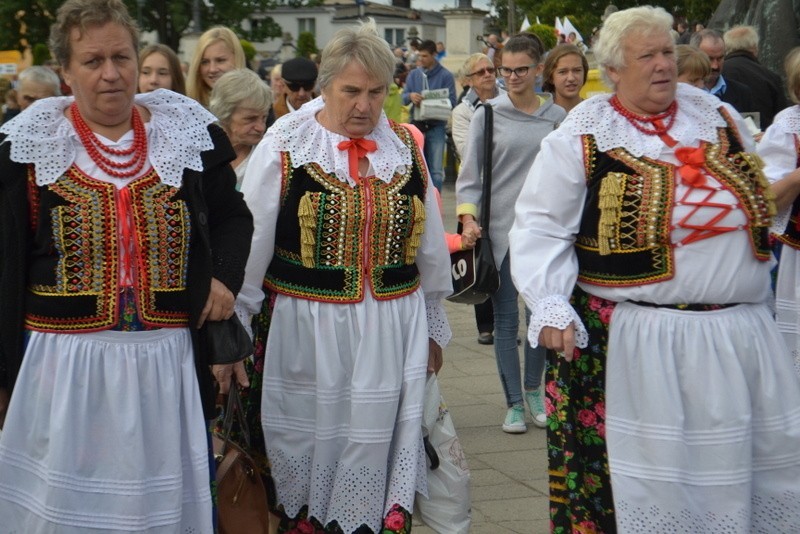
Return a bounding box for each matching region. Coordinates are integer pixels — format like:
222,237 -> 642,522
510,6 -> 800,533
235,20 -> 452,533
0,0 -> 253,531
758,46 -> 800,375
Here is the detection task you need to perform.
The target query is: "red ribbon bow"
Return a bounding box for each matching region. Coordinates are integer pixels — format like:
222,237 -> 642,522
675,145 -> 707,187
337,137 -> 378,184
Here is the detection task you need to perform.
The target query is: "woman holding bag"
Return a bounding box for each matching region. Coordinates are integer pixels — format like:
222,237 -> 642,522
455,34 -> 566,433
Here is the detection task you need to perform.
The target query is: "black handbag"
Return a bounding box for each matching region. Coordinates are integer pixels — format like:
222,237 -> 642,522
447,104 -> 500,305
203,314 -> 254,365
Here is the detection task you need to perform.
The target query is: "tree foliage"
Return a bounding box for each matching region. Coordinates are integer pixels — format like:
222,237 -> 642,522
490,0 -> 721,47
296,31 -> 318,58
0,0 -> 323,59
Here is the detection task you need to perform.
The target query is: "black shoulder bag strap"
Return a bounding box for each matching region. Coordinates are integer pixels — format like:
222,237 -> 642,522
479,103 -> 493,236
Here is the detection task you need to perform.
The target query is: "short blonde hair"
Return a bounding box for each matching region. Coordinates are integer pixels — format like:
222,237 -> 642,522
461,53 -> 493,78
724,25 -> 759,54
676,44 -> 710,81
785,47 -> 800,104
594,5 -> 674,89
209,69 -> 273,127
317,19 -> 394,91
186,26 -> 246,107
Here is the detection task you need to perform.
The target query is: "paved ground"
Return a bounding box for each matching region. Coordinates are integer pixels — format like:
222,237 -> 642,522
412,181 -> 550,534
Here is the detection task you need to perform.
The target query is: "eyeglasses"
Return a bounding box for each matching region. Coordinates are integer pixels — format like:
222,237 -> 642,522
468,66 -> 496,77
497,64 -> 537,78
285,80 -> 315,92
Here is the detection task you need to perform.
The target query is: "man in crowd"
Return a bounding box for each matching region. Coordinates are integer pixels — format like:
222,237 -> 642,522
722,25 -> 788,129
402,39 -> 456,191
691,29 -> 755,115
272,56 -> 317,120
16,66 -> 61,111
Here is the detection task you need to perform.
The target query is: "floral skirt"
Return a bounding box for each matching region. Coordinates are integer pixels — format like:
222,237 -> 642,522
277,503 -> 412,533
547,286 -> 616,534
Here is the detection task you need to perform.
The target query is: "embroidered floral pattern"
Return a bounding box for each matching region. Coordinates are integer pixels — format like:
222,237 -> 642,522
548,287 -> 616,534
276,503 -> 412,534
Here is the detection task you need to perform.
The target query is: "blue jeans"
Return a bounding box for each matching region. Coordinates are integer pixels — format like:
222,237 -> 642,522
491,252 -> 546,407
423,121 -> 446,191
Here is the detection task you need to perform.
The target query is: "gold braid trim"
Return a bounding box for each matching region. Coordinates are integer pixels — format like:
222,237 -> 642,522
405,196 -> 426,264
298,192 -> 316,268
598,172 -> 623,256
744,152 -> 777,219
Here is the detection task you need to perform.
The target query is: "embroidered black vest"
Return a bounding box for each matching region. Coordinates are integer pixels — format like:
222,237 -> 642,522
774,135 -> 800,250
25,166 -> 192,331
576,108 -> 773,287
266,124 -> 428,303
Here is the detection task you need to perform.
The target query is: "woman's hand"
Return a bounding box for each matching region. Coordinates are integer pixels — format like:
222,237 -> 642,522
198,277 -> 235,328
0,387 -> 9,429
427,338 -> 443,374
460,218 -> 482,249
539,324 -> 576,362
212,361 -> 250,394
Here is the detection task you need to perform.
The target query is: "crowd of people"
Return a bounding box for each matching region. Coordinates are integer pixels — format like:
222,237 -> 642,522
1,0 -> 800,533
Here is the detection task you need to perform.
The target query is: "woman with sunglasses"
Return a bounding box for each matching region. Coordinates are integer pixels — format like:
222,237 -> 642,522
456,35 -> 566,433
451,53 -> 504,346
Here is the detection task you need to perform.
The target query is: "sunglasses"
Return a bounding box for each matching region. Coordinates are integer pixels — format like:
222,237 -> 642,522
468,66 -> 496,77
285,80 -> 315,92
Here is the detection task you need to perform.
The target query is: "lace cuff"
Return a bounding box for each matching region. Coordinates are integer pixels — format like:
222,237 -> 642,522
426,299 -> 452,348
234,303 -> 254,341
528,294 -> 589,349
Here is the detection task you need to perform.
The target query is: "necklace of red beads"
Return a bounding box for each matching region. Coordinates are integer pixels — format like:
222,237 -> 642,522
71,102 -> 148,178
609,95 -> 678,137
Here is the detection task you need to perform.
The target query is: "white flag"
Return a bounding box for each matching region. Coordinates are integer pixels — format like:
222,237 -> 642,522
562,16 -> 584,44
520,16 -> 531,32
555,17 -> 565,36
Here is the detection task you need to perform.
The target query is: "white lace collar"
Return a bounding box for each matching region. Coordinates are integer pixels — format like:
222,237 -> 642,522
769,105 -> 800,136
266,95 -> 412,186
562,83 -> 729,158
0,89 -> 217,187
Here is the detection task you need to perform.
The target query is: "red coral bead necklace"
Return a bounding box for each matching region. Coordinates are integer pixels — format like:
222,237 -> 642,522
609,95 -> 678,136
71,102 -> 148,178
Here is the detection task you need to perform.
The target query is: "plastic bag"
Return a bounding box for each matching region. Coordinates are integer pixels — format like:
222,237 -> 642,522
416,374 -> 471,534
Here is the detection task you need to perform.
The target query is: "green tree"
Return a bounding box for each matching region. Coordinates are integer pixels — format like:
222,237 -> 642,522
525,23 -> 558,50
0,0 -> 61,52
296,31 -> 318,58
32,43 -> 51,65
240,38 -> 256,64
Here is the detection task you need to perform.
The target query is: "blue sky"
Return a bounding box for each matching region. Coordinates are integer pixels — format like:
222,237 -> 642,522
371,0 -> 494,13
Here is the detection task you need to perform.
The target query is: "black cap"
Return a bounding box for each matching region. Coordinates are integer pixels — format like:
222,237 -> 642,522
282,57 -> 318,83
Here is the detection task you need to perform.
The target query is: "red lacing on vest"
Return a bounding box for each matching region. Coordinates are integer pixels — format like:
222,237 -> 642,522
673,144 -> 740,246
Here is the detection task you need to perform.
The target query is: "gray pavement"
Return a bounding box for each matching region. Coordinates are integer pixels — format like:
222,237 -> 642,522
412,181 -> 550,534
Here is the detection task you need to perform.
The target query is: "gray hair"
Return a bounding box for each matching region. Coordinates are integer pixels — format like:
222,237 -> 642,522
594,5 -> 674,89
18,66 -> 62,96
724,25 -> 759,54
689,28 -> 723,49
317,19 -> 394,91
209,69 -> 273,126
49,0 -> 138,68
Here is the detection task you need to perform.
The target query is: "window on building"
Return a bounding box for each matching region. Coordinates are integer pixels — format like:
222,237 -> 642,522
298,18 -> 316,37
384,28 -> 405,47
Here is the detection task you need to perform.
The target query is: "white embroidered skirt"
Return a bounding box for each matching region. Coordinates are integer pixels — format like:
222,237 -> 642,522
775,245 -> 800,375
262,290 -> 429,534
0,328 -> 213,533
605,302 -> 800,533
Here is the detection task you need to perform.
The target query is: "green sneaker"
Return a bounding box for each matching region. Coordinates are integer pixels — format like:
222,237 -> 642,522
525,388 -> 547,428
502,404 -> 527,433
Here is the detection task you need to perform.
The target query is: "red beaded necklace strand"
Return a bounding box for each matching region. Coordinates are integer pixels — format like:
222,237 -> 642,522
71,102 -> 148,178
609,95 -> 678,137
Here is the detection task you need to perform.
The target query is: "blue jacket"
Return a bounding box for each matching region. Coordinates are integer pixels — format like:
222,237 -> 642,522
402,61 -> 457,122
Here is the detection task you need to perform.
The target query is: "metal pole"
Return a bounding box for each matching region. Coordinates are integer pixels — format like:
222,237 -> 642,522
508,0 -> 516,34
193,0 -> 202,33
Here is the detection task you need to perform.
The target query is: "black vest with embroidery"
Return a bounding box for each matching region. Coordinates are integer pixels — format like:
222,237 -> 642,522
266,124 -> 428,302
774,135 -> 800,250
25,166 -> 192,331
576,108 -> 773,287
